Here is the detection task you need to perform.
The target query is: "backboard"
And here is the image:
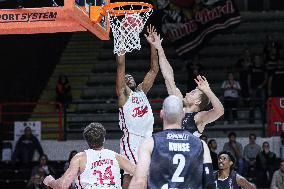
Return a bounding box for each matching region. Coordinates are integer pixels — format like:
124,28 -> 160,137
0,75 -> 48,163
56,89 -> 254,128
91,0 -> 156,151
0,0 -> 110,40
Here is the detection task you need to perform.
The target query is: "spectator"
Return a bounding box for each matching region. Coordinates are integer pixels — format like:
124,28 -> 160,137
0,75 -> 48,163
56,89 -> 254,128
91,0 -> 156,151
264,35 -> 281,82
186,55 -> 203,91
56,74 -> 72,109
27,167 -> 49,189
31,154 -> 56,177
256,141 -> 277,188
270,159 -> 284,189
208,139 -> 218,170
236,49 -> 253,106
236,48 -> 253,69
243,133 -> 261,179
247,54 -> 267,124
12,127 -> 44,164
214,151 -> 256,189
223,132 -> 245,175
63,150 -> 77,189
268,59 -> 284,97
221,72 -> 241,124
263,34 -> 281,63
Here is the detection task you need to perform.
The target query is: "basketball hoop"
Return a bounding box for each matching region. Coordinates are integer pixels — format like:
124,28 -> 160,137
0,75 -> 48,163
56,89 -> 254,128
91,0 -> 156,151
90,2 -> 153,55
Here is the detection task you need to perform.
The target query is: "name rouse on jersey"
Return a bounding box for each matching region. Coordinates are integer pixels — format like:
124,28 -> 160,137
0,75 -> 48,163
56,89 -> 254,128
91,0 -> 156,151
91,159 -> 114,169
169,142 -> 190,152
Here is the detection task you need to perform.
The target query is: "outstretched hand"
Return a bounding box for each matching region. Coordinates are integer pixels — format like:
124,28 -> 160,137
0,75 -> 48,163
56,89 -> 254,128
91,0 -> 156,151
194,75 -> 211,92
146,32 -> 163,50
144,24 -> 156,44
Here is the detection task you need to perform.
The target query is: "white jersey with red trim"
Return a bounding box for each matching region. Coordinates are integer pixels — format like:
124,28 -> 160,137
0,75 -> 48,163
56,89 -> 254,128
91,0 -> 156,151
75,149 -> 121,189
119,90 -> 154,137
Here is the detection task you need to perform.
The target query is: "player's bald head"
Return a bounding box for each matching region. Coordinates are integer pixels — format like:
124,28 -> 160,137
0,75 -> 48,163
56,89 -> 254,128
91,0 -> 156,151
162,95 -> 184,125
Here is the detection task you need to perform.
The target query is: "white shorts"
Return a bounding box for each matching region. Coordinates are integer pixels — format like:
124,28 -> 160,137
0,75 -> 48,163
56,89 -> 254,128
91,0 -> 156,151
120,132 -> 146,174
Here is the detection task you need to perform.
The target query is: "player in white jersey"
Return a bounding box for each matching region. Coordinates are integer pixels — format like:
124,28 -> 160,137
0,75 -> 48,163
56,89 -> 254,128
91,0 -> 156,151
116,25 -> 159,189
43,122 -> 135,189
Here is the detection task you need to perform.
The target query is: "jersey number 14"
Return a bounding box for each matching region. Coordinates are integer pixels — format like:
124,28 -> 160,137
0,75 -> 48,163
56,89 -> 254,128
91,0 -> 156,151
93,166 -> 115,185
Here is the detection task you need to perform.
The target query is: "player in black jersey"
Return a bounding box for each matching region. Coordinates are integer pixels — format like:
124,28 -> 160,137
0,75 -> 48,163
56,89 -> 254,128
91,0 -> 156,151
214,151 -> 256,189
148,33 -> 224,136
129,95 -> 215,189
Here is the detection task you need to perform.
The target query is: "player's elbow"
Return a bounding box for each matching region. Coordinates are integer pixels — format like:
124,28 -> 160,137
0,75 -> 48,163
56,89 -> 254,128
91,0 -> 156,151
218,105 -> 224,117
152,66 -> 159,74
215,104 -> 224,117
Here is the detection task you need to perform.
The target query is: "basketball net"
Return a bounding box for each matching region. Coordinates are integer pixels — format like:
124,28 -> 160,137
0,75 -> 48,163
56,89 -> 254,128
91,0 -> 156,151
109,8 -> 153,56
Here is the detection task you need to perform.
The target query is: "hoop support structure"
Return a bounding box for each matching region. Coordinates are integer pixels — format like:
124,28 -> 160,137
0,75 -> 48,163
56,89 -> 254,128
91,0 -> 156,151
90,2 -> 153,23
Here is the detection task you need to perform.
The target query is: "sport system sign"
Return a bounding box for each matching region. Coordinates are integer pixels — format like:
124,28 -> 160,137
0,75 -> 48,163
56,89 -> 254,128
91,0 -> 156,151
267,97 -> 284,136
0,12 -> 57,23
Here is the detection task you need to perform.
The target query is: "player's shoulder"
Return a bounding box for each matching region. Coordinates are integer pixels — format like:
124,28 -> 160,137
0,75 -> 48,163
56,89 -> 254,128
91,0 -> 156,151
74,152 -> 85,159
70,151 -> 86,164
103,148 -> 117,155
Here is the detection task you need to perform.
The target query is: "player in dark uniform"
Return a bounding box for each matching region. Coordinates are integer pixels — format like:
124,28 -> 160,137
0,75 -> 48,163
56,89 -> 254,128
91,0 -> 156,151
148,33 -> 224,137
129,96 -> 215,189
214,151 -> 256,189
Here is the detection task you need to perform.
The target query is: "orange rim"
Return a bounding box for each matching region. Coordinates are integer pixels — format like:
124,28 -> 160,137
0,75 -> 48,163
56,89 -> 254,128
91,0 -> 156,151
101,2 -> 153,17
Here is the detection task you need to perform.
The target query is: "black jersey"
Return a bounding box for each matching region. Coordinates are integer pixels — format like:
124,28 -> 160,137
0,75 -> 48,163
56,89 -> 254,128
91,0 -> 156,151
148,129 -> 204,189
182,112 -> 202,136
214,170 -> 241,189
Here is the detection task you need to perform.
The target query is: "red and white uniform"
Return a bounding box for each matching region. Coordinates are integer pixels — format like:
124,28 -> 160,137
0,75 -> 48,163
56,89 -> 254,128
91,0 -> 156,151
119,90 -> 154,166
75,149 -> 121,189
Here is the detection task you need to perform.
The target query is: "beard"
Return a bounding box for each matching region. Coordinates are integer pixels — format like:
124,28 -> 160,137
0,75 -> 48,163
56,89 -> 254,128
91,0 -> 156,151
129,85 -> 137,91
127,82 -> 137,91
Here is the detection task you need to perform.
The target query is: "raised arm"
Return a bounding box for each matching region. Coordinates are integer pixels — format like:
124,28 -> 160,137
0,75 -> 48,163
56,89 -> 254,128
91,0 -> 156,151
194,76 -> 224,129
201,140 -> 215,189
149,33 -> 183,99
116,54 -> 129,107
116,154 -> 136,175
129,137 -> 154,189
236,174 -> 256,189
138,25 -> 159,94
43,152 -> 82,189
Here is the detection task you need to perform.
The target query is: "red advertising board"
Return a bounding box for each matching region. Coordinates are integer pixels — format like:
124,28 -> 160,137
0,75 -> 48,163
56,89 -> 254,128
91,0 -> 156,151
268,97 -> 284,136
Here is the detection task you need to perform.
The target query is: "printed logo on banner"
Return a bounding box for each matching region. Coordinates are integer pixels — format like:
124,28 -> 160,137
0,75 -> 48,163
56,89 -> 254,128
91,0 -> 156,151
280,98 -> 284,108
154,0 -> 241,57
268,98 -> 284,136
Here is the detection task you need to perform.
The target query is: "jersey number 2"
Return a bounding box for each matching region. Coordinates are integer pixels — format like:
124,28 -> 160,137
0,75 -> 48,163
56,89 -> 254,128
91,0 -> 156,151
93,166 -> 115,185
172,154 -> 185,182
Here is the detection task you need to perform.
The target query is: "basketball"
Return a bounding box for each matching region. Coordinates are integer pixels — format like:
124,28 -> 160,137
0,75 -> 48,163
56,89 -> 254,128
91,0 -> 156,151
121,14 -> 144,29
